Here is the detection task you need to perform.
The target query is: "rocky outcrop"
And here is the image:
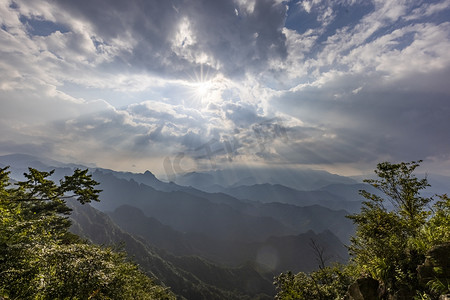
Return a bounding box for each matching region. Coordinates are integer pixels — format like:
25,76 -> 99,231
345,277 -> 382,300
417,242 -> 450,289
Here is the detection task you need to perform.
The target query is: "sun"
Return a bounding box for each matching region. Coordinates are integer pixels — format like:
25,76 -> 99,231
193,80 -> 212,98
183,64 -> 233,108
185,64 -> 217,105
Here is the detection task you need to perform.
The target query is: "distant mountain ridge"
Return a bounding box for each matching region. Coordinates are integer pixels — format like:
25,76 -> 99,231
90,169 -> 355,243
0,156 -> 358,234
0,152 -> 357,241
173,167 -> 358,191
216,183 -> 362,212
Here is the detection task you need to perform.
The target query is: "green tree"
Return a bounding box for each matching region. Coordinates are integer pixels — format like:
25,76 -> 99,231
413,194 -> 450,253
347,161 -> 450,298
274,264 -> 355,300
274,161 -> 450,299
347,161 -> 432,294
0,166 -> 175,299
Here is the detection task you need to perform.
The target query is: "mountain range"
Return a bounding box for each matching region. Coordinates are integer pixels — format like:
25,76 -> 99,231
2,153 -> 447,299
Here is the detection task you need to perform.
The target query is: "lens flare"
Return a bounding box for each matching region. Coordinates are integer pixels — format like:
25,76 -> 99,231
184,64 -> 219,107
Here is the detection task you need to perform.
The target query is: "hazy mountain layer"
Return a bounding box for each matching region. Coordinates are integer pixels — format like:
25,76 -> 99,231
91,170 -> 355,243
68,200 -> 275,299
173,167 -> 357,191
217,183 -> 362,212
109,204 -> 349,273
91,170 -> 297,242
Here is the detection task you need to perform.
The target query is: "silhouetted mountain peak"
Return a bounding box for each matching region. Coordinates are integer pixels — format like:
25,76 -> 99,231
144,170 -> 157,178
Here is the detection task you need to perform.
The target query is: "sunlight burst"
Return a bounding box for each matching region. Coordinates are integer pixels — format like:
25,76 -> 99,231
185,64 -> 219,106
193,80 -> 212,98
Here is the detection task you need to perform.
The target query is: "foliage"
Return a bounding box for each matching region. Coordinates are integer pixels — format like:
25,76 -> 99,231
274,161 -> 450,299
347,161 -> 448,296
412,194 -> 450,253
0,166 -> 175,299
274,264 -> 356,300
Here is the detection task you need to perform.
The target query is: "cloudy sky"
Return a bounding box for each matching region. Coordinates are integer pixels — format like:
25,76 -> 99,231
1,0 -> 450,177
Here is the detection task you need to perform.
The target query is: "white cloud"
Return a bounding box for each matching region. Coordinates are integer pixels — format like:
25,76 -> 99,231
1,0 -> 450,174
234,0 -> 256,14
406,0 -> 450,20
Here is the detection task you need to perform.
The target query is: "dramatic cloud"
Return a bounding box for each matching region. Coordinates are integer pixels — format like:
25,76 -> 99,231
1,0 -> 450,175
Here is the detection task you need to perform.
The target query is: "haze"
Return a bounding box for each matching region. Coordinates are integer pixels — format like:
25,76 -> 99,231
1,0 -> 450,177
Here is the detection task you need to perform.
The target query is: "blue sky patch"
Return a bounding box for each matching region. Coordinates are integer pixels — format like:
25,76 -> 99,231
19,15 -> 69,36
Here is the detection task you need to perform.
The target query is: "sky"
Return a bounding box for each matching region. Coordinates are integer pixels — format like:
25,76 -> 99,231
1,0 -> 450,178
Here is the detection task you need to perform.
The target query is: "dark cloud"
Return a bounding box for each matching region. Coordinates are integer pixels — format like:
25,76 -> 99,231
223,102 -> 262,127
182,0 -> 288,75
50,0 -> 288,78
0,140 -> 55,157
273,68 -> 450,165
